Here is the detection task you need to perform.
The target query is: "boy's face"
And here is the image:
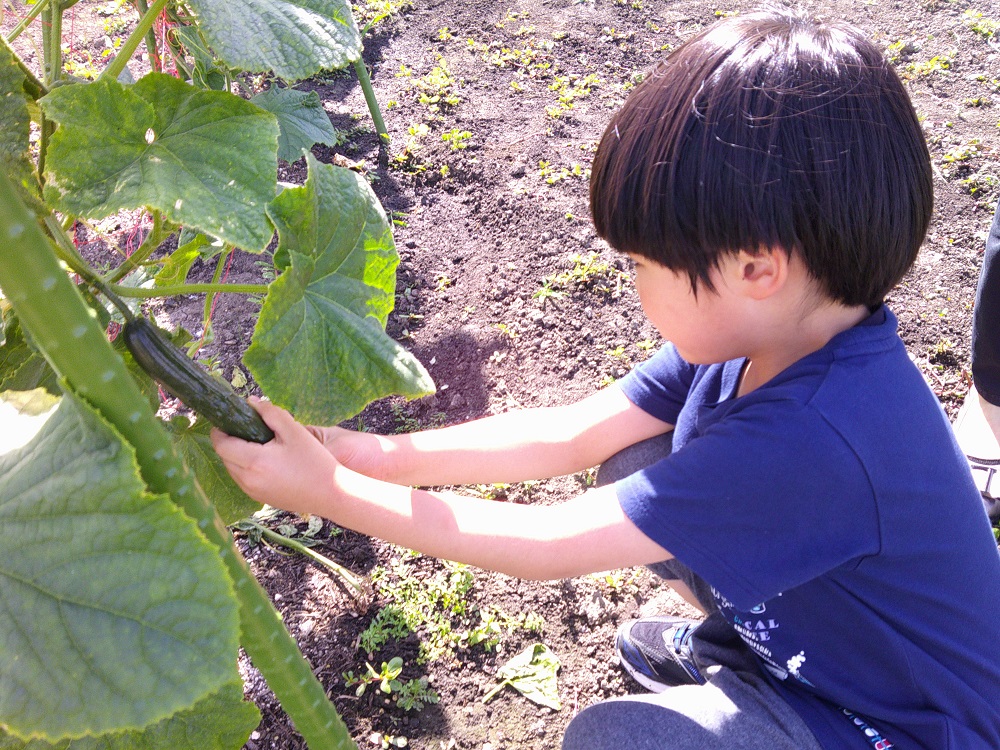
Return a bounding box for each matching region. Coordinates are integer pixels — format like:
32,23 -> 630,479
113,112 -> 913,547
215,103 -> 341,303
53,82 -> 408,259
627,253 -> 747,365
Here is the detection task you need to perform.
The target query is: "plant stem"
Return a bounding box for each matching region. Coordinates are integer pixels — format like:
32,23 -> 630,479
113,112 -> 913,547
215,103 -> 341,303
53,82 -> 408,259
249,521 -> 369,601
0,172 -> 356,750
99,0 -> 170,81
5,0 -> 51,44
134,0 -> 161,72
47,0 -> 63,86
171,49 -> 193,80
110,281 -> 270,297
353,56 -> 389,148
104,210 -> 166,284
202,243 -> 231,330
41,1 -> 52,84
37,113 -> 53,189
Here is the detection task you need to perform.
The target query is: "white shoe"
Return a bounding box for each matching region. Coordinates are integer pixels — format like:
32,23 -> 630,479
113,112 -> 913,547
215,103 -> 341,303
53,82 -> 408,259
954,386 -> 1000,520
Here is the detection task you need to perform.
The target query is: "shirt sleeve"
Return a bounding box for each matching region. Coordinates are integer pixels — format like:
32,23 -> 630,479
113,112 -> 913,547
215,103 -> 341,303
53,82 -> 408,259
615,396 -> 881,610
618,343 -> 699,425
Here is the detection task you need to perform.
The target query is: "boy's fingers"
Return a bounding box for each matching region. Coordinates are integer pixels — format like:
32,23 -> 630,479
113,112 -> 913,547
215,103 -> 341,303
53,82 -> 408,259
211,400 -> 302,456
210,426 -> 259,467
248,396 -> 298,433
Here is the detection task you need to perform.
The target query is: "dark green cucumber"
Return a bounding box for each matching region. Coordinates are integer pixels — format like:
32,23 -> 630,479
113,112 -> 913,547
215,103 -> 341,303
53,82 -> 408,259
123,317 -> 274,443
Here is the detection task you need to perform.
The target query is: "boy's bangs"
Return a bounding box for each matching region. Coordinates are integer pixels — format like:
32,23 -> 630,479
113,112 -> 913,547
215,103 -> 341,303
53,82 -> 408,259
590,11 -> 933,306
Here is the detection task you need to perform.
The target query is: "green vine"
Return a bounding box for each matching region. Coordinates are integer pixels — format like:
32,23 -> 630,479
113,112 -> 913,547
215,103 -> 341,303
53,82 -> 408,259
134,0 -> 163,72
110,281 -> 270,298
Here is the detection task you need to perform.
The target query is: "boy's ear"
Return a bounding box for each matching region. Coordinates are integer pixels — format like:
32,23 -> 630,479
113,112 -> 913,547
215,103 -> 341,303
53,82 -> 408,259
732,247 -> 789,300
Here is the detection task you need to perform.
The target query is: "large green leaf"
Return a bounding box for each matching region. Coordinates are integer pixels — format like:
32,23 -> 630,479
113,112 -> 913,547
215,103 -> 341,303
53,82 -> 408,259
186,0 -> 361,82
40,74 -> 278,251
165,415 -> 262,525
251,87 -> 342,162
246,154 -> 433,425
0,41 -> 35,198
0,393 -> 241,740
0,681 -> 259,750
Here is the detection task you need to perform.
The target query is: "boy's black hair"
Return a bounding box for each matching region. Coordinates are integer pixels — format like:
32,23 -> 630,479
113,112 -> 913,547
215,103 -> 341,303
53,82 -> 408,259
590,8 -> 933,307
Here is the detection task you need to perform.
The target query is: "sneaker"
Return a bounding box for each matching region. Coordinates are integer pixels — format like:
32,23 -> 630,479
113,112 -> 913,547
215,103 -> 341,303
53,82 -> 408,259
615,616 -> 707,692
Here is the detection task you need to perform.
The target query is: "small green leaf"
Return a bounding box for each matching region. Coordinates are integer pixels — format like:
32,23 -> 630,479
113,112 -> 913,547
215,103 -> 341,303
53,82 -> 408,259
0,680 -> 259,750
482,643 -> 562,710
164,415 -> 262,525
154,232 -> 214,288
171,26 -> 230,91
251,87 -> 343,162
0,393 -> 241,740
230,366 -> 248,389
247,153 -> 434,425
186,0 -> 362,82
303,514 -> 324,537
40,74 -> 279,251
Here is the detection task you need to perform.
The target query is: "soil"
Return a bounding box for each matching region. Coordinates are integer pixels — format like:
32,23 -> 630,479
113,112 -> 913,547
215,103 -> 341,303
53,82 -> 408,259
5,0 -> 1000,748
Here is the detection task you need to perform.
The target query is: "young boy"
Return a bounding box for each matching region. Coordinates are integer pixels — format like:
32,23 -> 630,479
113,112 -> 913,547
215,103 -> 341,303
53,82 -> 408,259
214,9 -> 1000,749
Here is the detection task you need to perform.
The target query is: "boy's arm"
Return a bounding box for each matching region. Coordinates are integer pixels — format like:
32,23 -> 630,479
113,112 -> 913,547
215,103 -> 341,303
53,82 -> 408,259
318,385 -> 673,487
213,400 -> 673,579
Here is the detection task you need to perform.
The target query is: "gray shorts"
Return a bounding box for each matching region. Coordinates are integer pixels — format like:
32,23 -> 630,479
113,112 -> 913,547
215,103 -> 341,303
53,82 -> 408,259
561,433 -> 824,750
561,662 -> 824,750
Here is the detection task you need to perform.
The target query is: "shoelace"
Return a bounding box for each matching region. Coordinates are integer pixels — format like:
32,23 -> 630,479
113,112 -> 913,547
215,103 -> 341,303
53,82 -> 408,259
670,622 -> 705,683
671,622 -> 694,653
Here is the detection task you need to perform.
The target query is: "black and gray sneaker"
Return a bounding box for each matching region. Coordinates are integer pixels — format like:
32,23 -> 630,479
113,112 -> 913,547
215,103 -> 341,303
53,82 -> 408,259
615,616 -> 707,692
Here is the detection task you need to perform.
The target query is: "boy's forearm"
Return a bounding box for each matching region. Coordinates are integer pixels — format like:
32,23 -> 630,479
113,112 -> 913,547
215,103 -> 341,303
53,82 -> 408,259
380,387 -> 671,487
326,465 -> 671,580
383,406 -> 599,486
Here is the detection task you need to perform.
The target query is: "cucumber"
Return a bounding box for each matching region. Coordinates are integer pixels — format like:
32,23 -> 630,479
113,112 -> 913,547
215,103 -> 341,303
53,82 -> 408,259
123,317 -> 274,443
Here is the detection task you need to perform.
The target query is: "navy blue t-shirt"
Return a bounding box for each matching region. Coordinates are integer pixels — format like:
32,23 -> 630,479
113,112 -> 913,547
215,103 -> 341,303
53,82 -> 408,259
616,306 -> 1000,749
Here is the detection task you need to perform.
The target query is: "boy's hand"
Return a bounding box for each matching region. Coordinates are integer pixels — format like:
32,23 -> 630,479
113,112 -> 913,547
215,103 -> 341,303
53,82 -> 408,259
306,424 -> 394,482
211,398 -> 337,516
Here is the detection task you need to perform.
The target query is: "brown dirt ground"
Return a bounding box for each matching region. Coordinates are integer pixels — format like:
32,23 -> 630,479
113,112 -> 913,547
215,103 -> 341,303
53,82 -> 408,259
5,0 -> 1000,748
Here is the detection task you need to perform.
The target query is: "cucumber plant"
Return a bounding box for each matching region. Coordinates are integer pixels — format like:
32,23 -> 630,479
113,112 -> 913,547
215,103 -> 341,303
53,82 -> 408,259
0,1 -> 432,748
